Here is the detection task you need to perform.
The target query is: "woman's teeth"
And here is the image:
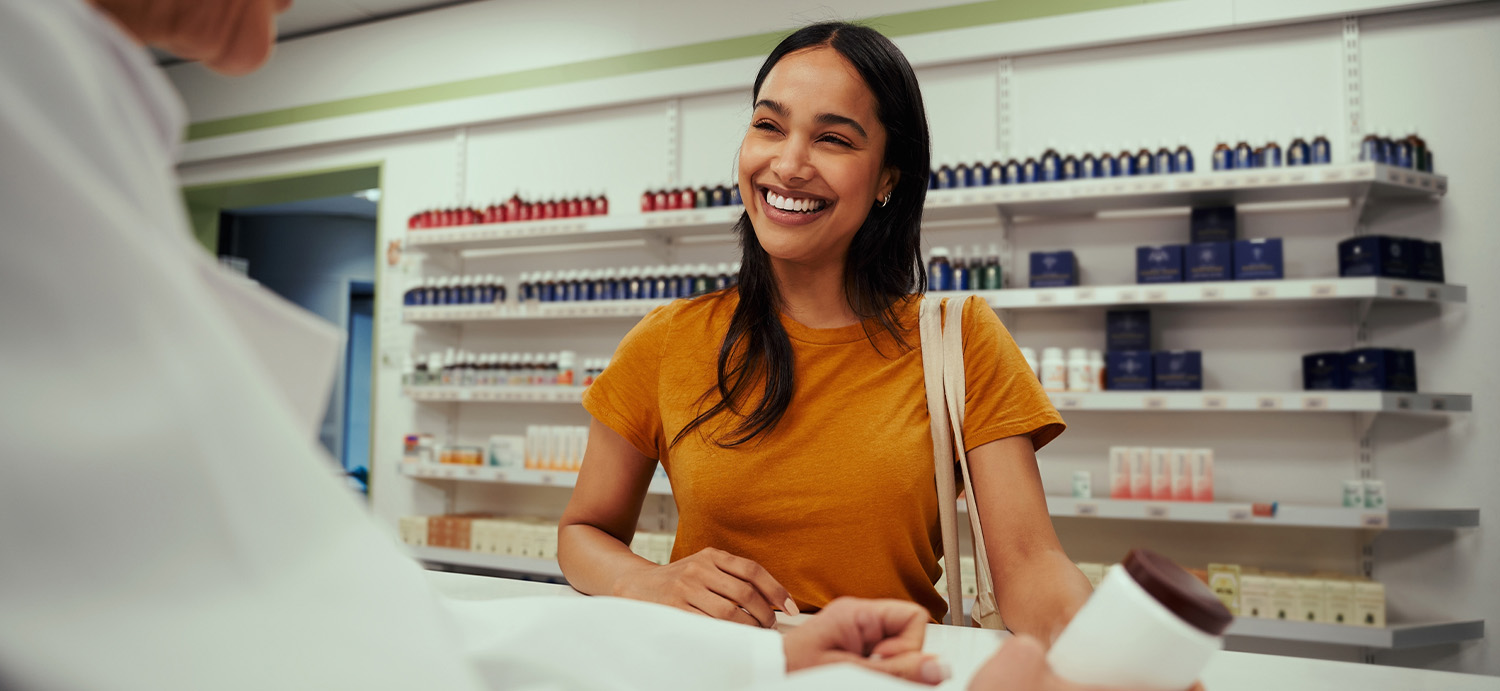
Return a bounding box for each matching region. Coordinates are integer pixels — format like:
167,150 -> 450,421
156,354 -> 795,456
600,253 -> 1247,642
765,189 -> 827,214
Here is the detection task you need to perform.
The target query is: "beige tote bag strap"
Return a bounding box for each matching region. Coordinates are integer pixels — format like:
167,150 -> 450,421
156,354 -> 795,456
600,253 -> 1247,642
918,296 -> 966,626
940,296 -> 1005,629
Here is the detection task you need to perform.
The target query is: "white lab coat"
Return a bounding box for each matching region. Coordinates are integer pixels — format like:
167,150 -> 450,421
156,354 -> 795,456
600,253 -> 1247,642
0,2 -> 921,689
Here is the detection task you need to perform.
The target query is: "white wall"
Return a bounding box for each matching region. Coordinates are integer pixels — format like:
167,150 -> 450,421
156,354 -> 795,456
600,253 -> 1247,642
174,0 -> 1500,676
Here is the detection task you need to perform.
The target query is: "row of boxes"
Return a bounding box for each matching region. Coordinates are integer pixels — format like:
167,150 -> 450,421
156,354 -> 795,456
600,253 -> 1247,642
1205,564 -> 1387,627
1303,348 -> 1418,392
1105,350 -> 1203,391
1107,447 -> 1214,502
1137,239 -> 1284,283
399,515 -> 675,566
1339,235 -> 1444,282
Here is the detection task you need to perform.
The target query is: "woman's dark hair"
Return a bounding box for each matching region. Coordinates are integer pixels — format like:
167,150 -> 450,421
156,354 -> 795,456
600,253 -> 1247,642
674,21 -> 931,448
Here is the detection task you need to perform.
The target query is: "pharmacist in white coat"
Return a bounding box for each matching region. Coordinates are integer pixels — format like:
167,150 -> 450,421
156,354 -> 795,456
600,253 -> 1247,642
0,1 -> 1103,690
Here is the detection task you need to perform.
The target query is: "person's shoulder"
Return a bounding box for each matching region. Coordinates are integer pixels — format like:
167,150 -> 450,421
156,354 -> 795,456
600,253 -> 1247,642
624,288 -> 737,342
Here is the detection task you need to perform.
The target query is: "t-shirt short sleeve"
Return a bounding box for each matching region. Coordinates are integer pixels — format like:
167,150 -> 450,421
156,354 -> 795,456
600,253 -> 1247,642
582,303 -> 676,460
957,296 -> 1066,451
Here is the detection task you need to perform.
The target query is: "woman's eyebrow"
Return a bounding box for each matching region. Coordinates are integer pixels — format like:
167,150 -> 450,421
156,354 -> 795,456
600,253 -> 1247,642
754,99 -> 869,140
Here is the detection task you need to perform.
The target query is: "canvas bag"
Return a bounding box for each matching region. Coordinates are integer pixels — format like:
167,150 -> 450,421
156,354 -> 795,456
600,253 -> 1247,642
918,295 -> 1004,629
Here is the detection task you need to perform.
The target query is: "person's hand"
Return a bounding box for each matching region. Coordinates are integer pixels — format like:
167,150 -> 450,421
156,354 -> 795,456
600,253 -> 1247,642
782,597 -> 951,685
968,635 -> 1205,691
613,547 -> 794,628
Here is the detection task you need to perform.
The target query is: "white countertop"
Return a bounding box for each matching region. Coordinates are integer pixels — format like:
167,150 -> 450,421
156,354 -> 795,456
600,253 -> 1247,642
424,572 -> 1495,690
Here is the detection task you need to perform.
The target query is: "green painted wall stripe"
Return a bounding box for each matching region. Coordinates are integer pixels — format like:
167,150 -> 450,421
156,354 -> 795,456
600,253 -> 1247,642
186,0 -> 1161,141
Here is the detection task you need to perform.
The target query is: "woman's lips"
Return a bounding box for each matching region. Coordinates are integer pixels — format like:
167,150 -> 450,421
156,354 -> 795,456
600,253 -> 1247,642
758,187 -> 832,227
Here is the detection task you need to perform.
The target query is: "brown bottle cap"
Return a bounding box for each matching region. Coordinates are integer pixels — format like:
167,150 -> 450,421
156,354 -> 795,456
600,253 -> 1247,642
1124,549 -> 1234,636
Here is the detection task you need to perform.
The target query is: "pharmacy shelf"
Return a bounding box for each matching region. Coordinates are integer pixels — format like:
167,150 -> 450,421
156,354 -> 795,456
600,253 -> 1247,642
405,299 -> 669,323
404,386 -> 586,403
1225,617 -> 1484,649
402,278 -> 1464,324
935,277 -> 1466,311
409,545 -> 565,578
922,163 -> 1446,223
398,463 -> 673,495
955,497 -> 1478,530
405,205 -> 743,252
1046,391 -> 1470,414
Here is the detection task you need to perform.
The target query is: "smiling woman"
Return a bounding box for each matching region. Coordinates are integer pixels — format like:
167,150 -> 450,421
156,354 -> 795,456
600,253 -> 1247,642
558,22 -> 1088,639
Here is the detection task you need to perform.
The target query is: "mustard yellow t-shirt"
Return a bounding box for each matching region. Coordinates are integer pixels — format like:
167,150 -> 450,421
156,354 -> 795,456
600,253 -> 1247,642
582,290 -> 1064,622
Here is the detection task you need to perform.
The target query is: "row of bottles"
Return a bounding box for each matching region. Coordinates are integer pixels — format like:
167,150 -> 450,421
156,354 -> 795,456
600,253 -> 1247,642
640,182 -> 744,212
404,350 -> 605,388
927,245 -> 1004,291
404,275 -> 507,306
1359,128 -> 1434,171
407,192 -> 609,229
519,263 -> 741,303
928,141 -> 1195,190
1210,134 -> 1331,170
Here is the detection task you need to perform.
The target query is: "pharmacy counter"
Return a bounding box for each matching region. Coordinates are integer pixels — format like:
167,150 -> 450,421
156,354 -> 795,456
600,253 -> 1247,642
424,572 -> 1493,690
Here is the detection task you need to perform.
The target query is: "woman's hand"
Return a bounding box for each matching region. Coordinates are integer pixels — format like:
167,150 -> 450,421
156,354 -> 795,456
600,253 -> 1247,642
613,547 -> 795,628
783,597 -> 950,685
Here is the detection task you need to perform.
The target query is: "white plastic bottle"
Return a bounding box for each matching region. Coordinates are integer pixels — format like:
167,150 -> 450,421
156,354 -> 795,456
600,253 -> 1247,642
1048,549 -> 1232,690
1041,347 -> 1068,392
1066,347 -> 1092,392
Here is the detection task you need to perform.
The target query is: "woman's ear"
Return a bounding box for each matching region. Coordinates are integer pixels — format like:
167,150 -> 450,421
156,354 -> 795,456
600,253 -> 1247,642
877,166 -> 901,202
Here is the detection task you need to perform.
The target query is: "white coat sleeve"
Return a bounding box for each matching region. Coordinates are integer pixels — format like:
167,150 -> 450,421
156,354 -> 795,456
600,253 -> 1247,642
444,596 -> 787,690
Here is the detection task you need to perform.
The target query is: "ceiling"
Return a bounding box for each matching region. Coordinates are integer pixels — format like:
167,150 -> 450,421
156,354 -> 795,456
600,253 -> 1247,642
152,0 -> 476,64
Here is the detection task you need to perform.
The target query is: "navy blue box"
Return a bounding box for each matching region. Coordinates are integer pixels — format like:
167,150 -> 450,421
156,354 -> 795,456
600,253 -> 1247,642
1153,351 -> 1203,390
1137,245 -> 1185,284
1302,352 -> 1347,390
1338,235 -> 1413,278
1414,239 -> 1445,283
1106,310 -> 1152,352
1190,206 -> 1238,243
1030,251 -> 1078,288
1345,348 -> 1417,392
1185,242 -> 1233,282
1106,350 -> 1154,390
1234,238 -> 1284,280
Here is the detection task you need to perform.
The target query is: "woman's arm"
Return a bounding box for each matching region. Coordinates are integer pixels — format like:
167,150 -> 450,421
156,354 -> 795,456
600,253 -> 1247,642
558,418 -> 794,628
966,434 -> 1092,644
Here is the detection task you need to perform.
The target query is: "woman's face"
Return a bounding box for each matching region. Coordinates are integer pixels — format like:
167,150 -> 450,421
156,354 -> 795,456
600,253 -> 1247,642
738,46 -> 898,269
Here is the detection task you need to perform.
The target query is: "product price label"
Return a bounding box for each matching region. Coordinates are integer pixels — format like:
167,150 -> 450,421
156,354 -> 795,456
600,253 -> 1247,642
1228,507 -> 1252,522
1075,288 -> 1095,301
1257,396 -> 1281,410
960,194 -> 976,205
1203,395 -> 1227,409
1075,503 -> 1099,517
1287,172 -> 1309,183
1361,513 -> 1389,529
1325,169 -> 1347,182
1303,396 -> 1329,410
1426,287 -> 1441,300
466,467 -> 480,478
1059,397 -> 1082,409
1263,174 -> 1285,185
1119,290 -> 1139,302
1431,397 -> 1447,411
1252,286 -> 1276,299
1312,283 -> 1336,297
1200,286 -> 1224,300
1145,396 -> 1167,410
1396,397 -> 1412,410
1391,284 -> 1408,299
1146,289 -> 1167,302
458,390 -> 473,401
1037,292 -> 1056,304
1146,505 -> 1170,519
1244,175 -> 1263,185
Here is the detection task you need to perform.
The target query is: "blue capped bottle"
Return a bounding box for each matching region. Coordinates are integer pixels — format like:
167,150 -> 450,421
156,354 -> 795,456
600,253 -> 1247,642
1261,136 -> 1283,167
1021,157 -> 1039,184
1040,142 -> 1063,183
1153,141 -> 1174,175
1211,140 -> 1233,171
986,156 -> 1005,187
928,247 -> 953,292
1080,150 -> 1099,179
1099,150 -> 1119,177
1173,138 -> 1194,173
1232,135 -> 1254,169
1311,134 -> 1331,165
1286,132 -> 1310,167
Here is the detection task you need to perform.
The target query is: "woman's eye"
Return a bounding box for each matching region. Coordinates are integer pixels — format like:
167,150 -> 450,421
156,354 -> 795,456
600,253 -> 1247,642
820,135 -> 852,148
754,121 -> 780,133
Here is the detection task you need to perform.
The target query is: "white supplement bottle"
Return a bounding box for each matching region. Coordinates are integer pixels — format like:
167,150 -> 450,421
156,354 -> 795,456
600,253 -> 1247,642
1041,347 -> 1068,392
1066,348 -> 1092,392
1048,549 -> 1233,691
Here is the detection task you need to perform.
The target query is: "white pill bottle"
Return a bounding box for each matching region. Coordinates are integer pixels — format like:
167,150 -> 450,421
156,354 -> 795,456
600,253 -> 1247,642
1048,549 -> 1233,691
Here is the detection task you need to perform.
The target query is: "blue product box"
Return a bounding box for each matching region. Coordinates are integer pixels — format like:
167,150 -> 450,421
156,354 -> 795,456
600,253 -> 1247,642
1302,352 -> 1347,390
1153,350 -> 1203,390
1029,250 -> 1078,288
1136,245 -> 1185,284
1185,242 -> 1233,282
1106,350 -> 1154,390
1414,239 -> 1445,283
1190,206 -> 1237,243
1234,238 -> 1284,280
1338,235 -> 1413,279
1345,348 -> 1417,392
1106,309 -> 1152,352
